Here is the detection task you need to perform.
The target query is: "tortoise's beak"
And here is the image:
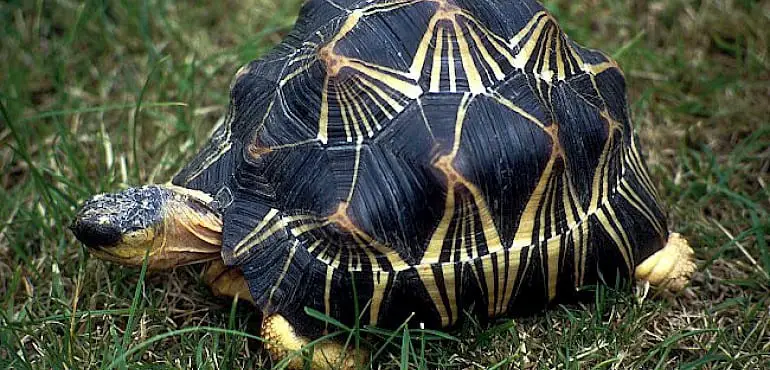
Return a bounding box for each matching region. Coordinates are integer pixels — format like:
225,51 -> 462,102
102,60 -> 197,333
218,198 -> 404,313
71,185 -> 223,270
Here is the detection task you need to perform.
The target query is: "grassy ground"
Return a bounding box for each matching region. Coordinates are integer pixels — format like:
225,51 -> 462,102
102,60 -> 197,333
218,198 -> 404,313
1,0 -> 769,368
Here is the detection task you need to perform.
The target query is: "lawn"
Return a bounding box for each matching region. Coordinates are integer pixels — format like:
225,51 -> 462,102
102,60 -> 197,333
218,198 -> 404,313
1,0 -> 769,368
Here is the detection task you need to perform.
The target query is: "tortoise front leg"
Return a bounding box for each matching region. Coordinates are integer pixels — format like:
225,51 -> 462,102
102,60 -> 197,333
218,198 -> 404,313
262,314 -> 368,370
202,260 -> 254,304
203,263 -> 366,368
635,233 -> 696,291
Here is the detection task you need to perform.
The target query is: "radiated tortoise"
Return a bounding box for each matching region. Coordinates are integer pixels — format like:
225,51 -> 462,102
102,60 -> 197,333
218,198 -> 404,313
71,0 -> 696,368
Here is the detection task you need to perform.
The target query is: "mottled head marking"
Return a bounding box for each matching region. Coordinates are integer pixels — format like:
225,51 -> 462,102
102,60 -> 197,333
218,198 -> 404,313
71,185 -> 170,248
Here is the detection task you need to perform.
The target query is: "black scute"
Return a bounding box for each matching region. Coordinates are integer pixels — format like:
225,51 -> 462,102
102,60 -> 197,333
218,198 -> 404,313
172,50 -> 287,197
453,0 -> 544,41
337,0 -> 436,72
550,80 -> 612,210
292,0 -> 354,38
452,91 -> 552,245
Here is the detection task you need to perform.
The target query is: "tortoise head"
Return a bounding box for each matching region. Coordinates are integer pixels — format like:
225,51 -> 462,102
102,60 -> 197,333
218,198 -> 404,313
71,185 -> 223,269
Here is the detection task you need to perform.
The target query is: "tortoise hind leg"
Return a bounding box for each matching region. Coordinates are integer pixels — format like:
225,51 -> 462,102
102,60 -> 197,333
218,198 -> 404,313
262,314 -> 368,370
634,233 -> 696,291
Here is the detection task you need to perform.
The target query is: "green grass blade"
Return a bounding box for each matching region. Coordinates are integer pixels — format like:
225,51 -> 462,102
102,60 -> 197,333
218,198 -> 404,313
115,249 -> 151,368
400,326 -> 410,370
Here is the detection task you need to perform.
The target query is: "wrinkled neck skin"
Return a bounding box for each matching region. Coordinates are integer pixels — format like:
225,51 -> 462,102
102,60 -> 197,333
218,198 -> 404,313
73,184 -> 223,270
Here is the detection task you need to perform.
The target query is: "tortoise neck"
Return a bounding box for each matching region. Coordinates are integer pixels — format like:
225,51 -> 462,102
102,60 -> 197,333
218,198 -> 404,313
150,184 -> 223,269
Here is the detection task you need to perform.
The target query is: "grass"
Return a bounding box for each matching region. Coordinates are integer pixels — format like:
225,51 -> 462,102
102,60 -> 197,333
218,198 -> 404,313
1,0 -> 769,368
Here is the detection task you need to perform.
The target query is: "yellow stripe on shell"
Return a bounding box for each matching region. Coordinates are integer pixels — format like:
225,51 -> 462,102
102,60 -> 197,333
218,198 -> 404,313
452,17 -> 485,93
368,270 -> 392,325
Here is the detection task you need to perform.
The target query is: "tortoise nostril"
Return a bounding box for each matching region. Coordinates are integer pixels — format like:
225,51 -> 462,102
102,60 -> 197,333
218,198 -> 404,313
71,219 -> 123,248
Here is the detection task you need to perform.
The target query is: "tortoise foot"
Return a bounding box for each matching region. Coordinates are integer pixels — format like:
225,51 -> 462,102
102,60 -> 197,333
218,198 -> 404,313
634,233 -> 696,291
262,314 -> 368,370
202,260 -> 254,305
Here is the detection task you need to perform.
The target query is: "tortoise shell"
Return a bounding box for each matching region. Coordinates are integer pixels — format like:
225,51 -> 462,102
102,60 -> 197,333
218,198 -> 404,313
173,0 -> 667,336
